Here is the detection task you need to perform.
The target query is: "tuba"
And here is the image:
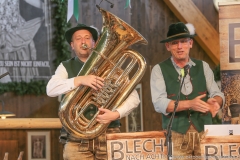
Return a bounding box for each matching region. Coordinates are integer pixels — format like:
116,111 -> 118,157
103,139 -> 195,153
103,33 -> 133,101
59,6 -> 148,139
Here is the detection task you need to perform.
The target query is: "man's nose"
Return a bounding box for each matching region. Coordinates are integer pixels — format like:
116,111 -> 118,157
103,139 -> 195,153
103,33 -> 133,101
81,38 -> 86,43
177,41 -> 183,47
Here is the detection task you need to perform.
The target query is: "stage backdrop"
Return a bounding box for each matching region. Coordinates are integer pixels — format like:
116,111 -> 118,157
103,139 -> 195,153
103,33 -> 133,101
219,2 -> 240,124
0,0 -> 53,83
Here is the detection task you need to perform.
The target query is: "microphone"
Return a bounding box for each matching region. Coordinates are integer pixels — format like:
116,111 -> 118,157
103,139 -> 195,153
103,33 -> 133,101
0,72 -> 9,79
183,64 -> 191,77
98,0 -> 114,8
105,0 -> 114,8
181,64 -> 190,78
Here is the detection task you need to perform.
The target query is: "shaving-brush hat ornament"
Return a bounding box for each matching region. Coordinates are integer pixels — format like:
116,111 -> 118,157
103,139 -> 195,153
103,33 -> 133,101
160,22 -> 196,43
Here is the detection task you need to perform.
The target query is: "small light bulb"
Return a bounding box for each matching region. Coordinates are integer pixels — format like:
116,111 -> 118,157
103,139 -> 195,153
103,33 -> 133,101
1,116 -> 6,119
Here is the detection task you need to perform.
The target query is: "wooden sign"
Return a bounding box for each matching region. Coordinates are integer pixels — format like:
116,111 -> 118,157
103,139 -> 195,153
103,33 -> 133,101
219,2 -> 240,123
201,135 -> 240,159
219,2 -> 240,70
106,131 -> 168,160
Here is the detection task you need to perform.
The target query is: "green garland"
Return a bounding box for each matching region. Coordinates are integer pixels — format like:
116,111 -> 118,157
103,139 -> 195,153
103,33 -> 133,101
0,1 -> 70,95
0,80 -> 47,95
52,0 -> 71,67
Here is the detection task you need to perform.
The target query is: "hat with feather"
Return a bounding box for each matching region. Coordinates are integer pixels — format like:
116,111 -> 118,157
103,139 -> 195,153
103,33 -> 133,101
160,22 -> 196,43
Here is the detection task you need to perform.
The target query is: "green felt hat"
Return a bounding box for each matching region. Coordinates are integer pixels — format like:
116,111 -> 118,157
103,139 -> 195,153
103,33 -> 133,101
160,22 -> 196,43
65,24 -> 99,44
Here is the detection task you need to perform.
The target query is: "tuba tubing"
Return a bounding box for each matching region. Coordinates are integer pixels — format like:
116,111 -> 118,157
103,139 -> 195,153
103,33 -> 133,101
59,6 -> 148,139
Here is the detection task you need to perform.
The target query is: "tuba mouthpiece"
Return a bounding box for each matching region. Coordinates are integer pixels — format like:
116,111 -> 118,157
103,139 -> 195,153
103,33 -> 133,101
82,44 -> 89,49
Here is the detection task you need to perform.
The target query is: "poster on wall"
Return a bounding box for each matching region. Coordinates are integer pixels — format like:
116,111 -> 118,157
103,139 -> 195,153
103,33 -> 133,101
0,0 -> 53,83
221,71 -> 240,124
219,3 -> 240,124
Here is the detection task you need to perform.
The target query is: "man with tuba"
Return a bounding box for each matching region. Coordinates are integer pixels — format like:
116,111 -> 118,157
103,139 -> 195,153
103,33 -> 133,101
150,22 -> 225,159
47,24 -> 140,160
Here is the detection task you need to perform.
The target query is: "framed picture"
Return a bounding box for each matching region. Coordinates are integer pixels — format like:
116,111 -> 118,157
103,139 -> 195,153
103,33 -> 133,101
27,131 -> 50,160
126,83 -> 143,132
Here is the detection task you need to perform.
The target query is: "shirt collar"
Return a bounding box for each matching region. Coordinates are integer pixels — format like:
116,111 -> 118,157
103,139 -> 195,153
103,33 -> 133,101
170,56 -> 196,69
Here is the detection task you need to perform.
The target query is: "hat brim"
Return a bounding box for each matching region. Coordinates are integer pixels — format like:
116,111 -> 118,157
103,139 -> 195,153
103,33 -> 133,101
160,34 -> 196,43
65,26 -> 98,44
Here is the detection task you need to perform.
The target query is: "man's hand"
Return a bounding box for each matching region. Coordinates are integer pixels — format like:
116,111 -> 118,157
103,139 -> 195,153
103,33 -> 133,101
207,98 -> 221,117
96,108 -> 120,124
74,75 -> 104,90
189,94 -> 210,113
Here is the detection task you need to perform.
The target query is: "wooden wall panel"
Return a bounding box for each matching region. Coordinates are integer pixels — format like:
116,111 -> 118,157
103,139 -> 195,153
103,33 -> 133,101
192,0 -> 219,31
0,130 -> 63,160
0,92 -> 59,118
0,93 -> 62,160
0,140 -> 18,159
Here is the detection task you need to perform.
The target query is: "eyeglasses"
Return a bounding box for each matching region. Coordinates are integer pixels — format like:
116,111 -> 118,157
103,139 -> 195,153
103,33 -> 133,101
169,38 -> 190,46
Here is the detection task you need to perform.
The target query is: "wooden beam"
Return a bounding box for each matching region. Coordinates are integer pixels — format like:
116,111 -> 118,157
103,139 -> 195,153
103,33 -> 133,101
0,118 -> 62,129
163,0 -> 220,65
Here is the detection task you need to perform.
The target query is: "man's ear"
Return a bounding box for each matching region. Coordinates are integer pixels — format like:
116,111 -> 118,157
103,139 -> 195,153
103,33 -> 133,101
70,42 -> 74,50
165,43 -> 171,51
189,39 -> 193,48
92,40 -> 96,48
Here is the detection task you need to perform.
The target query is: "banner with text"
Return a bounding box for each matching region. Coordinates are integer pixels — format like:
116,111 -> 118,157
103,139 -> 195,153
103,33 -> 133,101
0,0 -> 53,83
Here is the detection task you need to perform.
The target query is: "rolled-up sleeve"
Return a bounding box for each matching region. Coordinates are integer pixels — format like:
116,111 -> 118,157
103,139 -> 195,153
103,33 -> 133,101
150,65 -> 171,115
203,62 -> 225,106
115,89 -> 140,119
46,63 -> 76,97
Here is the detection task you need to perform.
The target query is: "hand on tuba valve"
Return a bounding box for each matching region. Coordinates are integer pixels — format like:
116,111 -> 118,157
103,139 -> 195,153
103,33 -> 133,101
96,108 -> 120,124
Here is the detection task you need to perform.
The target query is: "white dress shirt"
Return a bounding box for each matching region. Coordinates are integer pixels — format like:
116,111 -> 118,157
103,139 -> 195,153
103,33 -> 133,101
47,62 -> 140,119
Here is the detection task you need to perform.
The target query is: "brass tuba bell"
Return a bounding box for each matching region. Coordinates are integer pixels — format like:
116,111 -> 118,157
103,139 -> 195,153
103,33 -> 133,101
59,6 -> 148,139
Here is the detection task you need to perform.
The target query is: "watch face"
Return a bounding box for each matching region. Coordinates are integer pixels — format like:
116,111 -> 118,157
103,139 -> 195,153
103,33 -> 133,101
213,0 -> 240,11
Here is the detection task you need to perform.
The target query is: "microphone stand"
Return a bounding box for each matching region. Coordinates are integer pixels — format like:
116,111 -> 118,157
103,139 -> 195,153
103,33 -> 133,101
164,69 -> 188,160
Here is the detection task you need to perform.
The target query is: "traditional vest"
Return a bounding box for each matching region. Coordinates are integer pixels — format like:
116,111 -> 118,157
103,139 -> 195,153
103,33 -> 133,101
62,57 -> 120,128
159,58 -> 212,134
